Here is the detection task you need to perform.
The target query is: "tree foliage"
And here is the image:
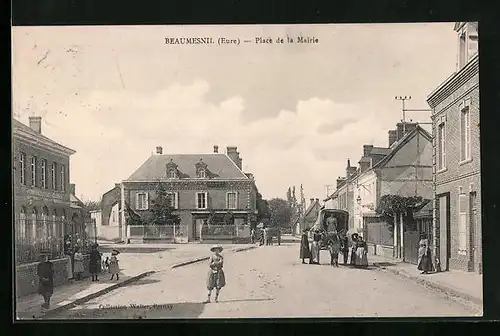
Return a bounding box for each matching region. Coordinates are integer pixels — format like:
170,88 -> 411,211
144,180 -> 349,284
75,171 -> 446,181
376,194 -> 430,232
148,182 -> 180,225
83,200 -> 101,212
256,192 -> 270,221
268,198 -> 293,228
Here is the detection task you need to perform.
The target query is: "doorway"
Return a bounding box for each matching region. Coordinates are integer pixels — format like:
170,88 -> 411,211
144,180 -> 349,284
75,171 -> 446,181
438,194 -> 451,271
469,192 -> 477,272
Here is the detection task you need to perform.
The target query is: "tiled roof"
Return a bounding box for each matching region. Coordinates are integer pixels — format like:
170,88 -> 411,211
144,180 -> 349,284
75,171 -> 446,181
13,119 -> 75,154
126,154 -> 249,181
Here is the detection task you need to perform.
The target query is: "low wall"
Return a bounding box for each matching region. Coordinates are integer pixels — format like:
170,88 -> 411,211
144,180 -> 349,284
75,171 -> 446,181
98,225 -> 121,241
16,254 -> 94,298
16,257 -> 69,298
369,244 -> 395,259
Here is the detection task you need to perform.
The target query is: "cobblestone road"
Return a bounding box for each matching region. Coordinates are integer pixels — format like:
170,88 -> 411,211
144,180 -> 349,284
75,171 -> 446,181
51,244 -> 481,319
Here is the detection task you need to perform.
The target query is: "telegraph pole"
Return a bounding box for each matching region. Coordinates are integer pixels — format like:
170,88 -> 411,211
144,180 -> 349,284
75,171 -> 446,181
395,96 -> 411,134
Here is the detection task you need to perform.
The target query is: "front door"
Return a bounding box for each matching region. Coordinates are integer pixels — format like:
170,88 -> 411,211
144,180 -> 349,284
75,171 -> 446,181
439,194 -> 451,271
469,192 -> 477,272
193,218 -> 204,241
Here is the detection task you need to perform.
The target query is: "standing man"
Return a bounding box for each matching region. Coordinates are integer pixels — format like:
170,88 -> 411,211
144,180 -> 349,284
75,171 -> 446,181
37,251 -> 54,309
339,230 -> 349,265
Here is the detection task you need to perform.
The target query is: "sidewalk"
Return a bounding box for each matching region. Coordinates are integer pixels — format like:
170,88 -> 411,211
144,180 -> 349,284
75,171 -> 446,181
16,244 -> 255,320
370,254 -> 483,306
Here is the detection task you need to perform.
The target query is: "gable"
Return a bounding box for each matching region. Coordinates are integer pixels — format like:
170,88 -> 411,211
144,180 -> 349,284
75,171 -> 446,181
384,129 -> 432,168
126,154 -> 249,181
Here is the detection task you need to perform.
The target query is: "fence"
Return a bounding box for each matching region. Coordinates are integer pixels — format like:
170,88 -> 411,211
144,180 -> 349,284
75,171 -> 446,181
201,224 -> 236,239
15,237 -> 65,265
128,224 -> 187,239
364,219 -> 393,246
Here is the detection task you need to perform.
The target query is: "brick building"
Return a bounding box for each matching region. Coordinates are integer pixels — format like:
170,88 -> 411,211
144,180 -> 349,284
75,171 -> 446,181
119,145 -> 258,242
427,22 -> 480,273
13,117 -> 77,246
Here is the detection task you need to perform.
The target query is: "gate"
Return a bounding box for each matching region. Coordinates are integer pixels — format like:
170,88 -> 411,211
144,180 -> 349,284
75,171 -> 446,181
404,230 -> 419,264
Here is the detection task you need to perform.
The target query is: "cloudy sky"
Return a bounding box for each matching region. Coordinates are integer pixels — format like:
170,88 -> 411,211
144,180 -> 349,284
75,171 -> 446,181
12,23 -> 458,202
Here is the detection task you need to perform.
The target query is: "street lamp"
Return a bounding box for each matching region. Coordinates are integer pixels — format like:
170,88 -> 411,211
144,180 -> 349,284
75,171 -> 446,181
356,196 -> 362,205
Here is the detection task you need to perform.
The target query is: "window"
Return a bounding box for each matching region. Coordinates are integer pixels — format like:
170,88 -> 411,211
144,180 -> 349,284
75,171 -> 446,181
136,192 -> 149,210
460,102 -> 471,162
19,152 -> 26,185
31,208 -> 37,239
198,169 -> 206,178
196,192 -> 208,209
227,192 -> 237,209
166,192 -> 178,209
60,165 -> 66,191
41,159 -> 47,189
31,156 -> 37,187
168,169 -> 177,179
19,207 -> 26,239
437,122 -> 446,170
458,193 -> 468,254
51,162 -> 57,189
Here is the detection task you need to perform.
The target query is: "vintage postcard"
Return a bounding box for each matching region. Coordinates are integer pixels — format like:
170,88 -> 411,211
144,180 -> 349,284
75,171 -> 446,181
12,23 -> 481,319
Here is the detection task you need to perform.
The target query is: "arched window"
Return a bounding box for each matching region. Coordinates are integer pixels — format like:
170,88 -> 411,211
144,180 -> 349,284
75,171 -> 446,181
40,206 -> 49,240
31,207 -> 38,239
19,206 -> 26,239
52,209 -> 58,238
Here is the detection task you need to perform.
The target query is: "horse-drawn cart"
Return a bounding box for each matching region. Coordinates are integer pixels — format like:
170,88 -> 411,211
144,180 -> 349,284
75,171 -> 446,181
309,209 -> 349,266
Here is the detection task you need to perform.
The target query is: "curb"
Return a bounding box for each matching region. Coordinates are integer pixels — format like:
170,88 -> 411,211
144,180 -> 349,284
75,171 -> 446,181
33,271 -> 156,319
171,245 -> 258,269
373,263 -> 483,306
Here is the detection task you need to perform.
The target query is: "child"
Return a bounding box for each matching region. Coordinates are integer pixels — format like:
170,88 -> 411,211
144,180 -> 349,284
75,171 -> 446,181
89,243 -> 101,282
109,249 -> 120,280
37,251 -> 54,309
102,255 -> 110,272
204,245 -> 226,303
73,247 -> 84,280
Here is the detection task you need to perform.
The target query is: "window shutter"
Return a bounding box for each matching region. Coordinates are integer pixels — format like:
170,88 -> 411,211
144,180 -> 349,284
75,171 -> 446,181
135,193 -> 140,210
458,194 -> 468,252
145,192 -> 149,210
175,192 -> 179,209
236,191 -> 239,209
205,192 -> 208,209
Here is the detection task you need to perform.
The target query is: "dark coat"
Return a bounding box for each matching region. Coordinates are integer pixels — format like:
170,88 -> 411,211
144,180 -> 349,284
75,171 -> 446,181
37,261 -> 54,295
300,233 -> 311,259
89,249 -> 101,274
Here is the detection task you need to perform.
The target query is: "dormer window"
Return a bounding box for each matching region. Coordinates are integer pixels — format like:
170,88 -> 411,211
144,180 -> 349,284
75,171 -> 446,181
195,158 -> 209,179
198,169 -> 206,178
168,169 -> 177,179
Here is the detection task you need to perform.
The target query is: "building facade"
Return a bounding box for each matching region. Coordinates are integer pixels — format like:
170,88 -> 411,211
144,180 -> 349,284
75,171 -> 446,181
13,117 -> 76,249
120,145 -> 258,242
427,22 -> 480,273
300,198 -> 322,232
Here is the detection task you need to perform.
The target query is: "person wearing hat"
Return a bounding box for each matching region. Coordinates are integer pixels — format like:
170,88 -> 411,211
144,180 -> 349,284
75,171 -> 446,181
109,249 -> 120,280
417,233 -> 434,274
350,233 -> 359,266
37,250 -> 54,309
339,230 -> 349,265
73,247 -> 85,281
89,243 -> 102,282
204,245 -> 226,303
355,236 -> 368,268
300,228 -> 312,264
310,228 -> 322,264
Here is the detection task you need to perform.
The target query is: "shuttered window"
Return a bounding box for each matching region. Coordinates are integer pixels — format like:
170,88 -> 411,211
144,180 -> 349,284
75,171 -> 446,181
136,192 -> 149,210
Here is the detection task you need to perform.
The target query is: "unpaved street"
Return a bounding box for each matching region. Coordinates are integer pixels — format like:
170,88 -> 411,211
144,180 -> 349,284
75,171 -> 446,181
51,244 -> 480,319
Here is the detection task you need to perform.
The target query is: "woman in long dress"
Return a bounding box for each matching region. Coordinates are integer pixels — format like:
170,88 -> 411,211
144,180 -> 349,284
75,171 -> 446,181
37,251 -> 54,309
205,245 -> 226,303
350,233 -> 359,266
355,236 -> 369,268
417,234 -> 434,274
109,249 -> 120,280
300,228 -> 312,264
310,229 -> 322,264
73,247 -> 85,280
89,244 -> 101,282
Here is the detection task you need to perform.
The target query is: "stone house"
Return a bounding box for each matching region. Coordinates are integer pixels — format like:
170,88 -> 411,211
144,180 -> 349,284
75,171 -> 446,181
93,184 -> 122,242
427,22 -> 480,273
119,145 -> 258,243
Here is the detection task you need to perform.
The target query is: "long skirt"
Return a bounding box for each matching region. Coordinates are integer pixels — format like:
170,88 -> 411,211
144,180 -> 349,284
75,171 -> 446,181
300,242 -> 311,259
38,278 -> 54,296
350,248 -> 357,265
355,247 -> 368,267
310,241 -> 320,262
417,249 -> 434,272
207,269 -> 226,290
74,259 -> 85,273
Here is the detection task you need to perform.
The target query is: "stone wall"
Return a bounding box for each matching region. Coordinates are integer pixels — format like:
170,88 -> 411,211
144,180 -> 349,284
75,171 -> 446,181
16,254 -> 93,298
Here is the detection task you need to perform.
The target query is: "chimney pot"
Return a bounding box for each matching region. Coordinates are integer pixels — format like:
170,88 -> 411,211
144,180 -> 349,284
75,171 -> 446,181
29,116 -> 42,134
156,146 -> 163,155
213,145 -> 219,153
69,183 -> 76,196
363,145 -> 373,157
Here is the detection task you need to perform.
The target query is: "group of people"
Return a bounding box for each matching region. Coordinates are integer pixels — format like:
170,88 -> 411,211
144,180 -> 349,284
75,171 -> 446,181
36,244 -> 122,309
300,228 -> 369,267
250,226 -> 281,246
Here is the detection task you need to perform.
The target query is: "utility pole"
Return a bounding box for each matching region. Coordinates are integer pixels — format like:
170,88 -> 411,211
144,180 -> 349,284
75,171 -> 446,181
395,96 -> 411,134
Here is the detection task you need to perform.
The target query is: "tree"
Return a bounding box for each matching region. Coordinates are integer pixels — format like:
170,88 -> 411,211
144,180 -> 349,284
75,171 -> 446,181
256,192 -> 270,222
376,194 -> 430,233
83,199 -> 101,212
268,198 -> 293,228
148,182 -> 180,225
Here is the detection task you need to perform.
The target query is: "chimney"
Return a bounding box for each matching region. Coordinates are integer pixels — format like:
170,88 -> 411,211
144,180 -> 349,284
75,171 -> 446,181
69,183 -> 76,196
29,116 -> 42,134
310,198 -> 314,206
213,145 -> 219,153
346,159 -> 357,178
396,122 -> 418,141
337,177 -> 343,189
363,145 -> 373,157
226,146 -> 242,169
388,130 -> 397,147
156,146 -> 163,155
238,157 -> 242,169
315,198 -> 319,203
115,183 -> 121,189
